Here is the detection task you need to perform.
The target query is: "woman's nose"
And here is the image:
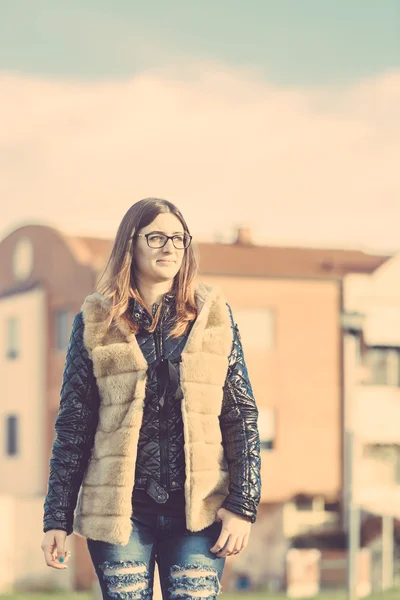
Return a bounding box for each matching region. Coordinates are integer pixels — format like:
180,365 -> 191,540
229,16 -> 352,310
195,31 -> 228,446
163,239 -> 175,251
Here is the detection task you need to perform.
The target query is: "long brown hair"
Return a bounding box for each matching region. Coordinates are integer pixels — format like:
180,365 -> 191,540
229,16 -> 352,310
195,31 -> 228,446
96,198 -> 198,337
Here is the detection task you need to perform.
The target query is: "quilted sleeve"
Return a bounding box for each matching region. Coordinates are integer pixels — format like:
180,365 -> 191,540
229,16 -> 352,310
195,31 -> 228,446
219,304 -> 262,523
43,311 -> 100,535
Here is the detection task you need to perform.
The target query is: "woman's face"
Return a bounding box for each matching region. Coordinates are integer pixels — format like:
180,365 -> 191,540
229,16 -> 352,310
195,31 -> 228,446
133,213 -> 186,285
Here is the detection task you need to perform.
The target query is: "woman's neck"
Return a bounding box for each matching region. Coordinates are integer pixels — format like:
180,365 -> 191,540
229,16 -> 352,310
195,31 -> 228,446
136,279 -> 173,310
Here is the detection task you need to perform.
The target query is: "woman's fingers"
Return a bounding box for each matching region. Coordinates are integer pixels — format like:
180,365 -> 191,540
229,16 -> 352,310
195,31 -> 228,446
217,535 -> 239,558
210,527 -> 230,554
43,544 -> 68,569
240,532 -> 250,552
210,511 -> 252,558
56,549 -> 71,565
231,535 -> 245,555
41,532 -> 70,570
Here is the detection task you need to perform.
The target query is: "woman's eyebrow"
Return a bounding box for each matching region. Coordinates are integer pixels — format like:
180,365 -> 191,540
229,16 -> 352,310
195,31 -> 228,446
148,230 -> 184,235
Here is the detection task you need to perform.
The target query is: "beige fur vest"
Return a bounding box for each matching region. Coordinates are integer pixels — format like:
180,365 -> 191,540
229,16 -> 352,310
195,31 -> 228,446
72,283 -> 233,546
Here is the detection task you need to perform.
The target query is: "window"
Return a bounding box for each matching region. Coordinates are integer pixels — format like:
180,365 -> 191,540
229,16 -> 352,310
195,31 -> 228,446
6,317 -> 19,359
293,495 -> 314,511
364,348 -> 400,386
259,407 -> 276,451
233,308 -> 276,351
54,310 -> 70,351
6,415 -> 18,456
395,454 -> 400,485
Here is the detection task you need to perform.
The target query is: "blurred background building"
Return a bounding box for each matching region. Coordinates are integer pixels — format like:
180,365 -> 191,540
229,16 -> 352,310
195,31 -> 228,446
1,222 -> 396,593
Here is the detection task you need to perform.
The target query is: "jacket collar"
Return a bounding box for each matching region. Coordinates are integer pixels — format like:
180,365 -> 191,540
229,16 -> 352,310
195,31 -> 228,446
81,282 -> 218,350
128,291 -> 176,328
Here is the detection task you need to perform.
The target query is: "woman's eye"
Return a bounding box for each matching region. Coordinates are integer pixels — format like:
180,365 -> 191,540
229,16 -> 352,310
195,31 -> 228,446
150,235 -> 163,242
174,235 -> 184,243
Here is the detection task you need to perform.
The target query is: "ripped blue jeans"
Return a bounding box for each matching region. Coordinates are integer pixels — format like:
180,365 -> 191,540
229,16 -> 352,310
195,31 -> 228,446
87,512 -> 226,600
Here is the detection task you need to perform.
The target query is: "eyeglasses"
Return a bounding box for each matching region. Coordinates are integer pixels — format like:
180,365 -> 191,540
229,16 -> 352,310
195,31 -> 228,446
135,232 -> 192,249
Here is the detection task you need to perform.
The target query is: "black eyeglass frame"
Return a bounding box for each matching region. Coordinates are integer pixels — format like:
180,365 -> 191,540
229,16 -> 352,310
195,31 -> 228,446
135,232 -> 193,249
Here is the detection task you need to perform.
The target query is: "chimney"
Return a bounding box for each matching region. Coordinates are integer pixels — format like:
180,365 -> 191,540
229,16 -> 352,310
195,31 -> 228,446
235,226 -> 253,246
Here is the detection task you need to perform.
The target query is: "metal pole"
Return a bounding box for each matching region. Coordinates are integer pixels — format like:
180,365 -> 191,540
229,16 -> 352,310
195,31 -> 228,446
348,499 -> 360,600
346,429 -> 360,600
343,332 -> 360,600
382,514 -> 394,591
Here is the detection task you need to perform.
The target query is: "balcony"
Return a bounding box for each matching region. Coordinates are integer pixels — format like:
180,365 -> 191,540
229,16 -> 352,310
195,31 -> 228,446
353,384 -> 400,444
354,485 -> 400,517
283,498 -> 339,538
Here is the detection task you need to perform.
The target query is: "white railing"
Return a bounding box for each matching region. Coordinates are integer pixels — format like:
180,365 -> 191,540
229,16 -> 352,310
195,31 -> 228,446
353,384 -> 400,444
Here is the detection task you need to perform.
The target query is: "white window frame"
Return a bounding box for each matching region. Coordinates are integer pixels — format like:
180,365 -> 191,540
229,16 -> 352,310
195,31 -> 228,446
6,316 -> 19,359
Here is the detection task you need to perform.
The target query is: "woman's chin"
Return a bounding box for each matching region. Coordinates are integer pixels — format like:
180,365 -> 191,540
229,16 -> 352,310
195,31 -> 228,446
153,266 -> 178,282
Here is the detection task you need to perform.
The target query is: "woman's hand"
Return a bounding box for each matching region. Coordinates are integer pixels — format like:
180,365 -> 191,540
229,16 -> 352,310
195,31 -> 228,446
41,530 -> 71,570
210,507 -> 251,558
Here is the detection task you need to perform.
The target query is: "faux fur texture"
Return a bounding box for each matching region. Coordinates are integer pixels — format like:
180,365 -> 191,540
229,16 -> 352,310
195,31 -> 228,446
73,282 -> 233,546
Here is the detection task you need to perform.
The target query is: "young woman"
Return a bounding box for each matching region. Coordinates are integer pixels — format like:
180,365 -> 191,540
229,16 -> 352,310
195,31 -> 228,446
42,198 -> 261,600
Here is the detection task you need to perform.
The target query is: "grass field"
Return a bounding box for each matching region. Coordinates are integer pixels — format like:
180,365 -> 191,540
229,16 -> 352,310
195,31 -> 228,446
1,589 -> 400,600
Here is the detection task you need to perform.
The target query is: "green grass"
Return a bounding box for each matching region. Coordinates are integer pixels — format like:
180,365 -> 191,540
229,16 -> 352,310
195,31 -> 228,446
1,590 -> 400,600
0,596 -> 91,600
223,592 -> 400,600
225,591 -> 400,600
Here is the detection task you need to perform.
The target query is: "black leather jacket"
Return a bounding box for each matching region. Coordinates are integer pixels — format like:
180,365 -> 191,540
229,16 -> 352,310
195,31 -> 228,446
43,295 -> 261,535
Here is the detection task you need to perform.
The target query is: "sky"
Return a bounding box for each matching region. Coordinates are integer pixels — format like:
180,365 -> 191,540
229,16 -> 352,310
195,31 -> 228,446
1,1 -> 399,252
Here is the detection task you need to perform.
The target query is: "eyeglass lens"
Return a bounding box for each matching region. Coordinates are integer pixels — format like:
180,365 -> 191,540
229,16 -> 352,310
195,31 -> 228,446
147,234 -> 190,249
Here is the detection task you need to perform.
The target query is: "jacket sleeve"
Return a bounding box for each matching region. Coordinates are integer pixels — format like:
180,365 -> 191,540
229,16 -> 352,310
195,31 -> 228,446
219,303 -> 262,523
43,311 -> 100,535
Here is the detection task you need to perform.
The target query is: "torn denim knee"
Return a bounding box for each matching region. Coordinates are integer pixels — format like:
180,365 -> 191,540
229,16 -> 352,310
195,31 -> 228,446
99,560 -> 151,600
169,564 -> 221,599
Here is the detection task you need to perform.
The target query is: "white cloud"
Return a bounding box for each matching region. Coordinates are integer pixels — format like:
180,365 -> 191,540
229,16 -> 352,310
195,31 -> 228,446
0,63 -> 399,251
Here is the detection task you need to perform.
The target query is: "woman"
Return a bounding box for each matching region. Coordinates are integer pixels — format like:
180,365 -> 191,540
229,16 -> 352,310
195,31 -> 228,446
42,198 -> 261,599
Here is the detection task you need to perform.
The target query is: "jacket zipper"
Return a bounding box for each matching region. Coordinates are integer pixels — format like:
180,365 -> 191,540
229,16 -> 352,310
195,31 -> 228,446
224,378 -> 236,401
153,304 -> 169,490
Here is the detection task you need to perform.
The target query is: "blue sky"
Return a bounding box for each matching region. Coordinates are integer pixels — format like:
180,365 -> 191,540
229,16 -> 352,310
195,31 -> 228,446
1,0 -> 399,84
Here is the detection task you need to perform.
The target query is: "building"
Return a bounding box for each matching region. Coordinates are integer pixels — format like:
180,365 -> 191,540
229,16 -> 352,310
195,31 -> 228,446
337,255 -> 400,595
0,223 -> 389,592
343,255 -> 400,517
